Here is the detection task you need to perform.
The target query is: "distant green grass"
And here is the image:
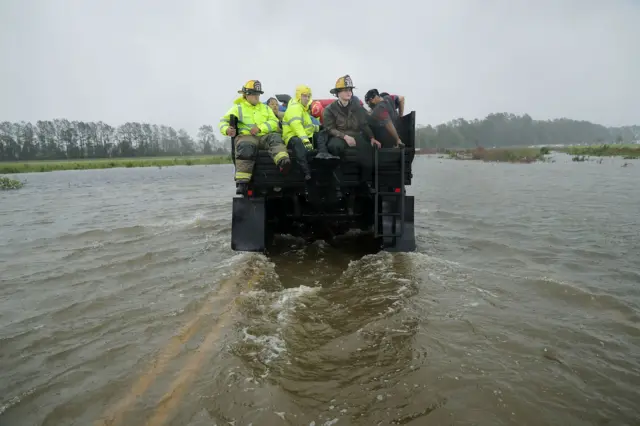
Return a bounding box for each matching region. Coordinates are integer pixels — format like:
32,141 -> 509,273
0,155 -> 232,174
556,144 -> 640,159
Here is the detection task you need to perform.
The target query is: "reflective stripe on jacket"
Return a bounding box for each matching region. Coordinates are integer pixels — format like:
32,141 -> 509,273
282,100 -> 318,148
282,85 -> 318,148
219,96 -> 279,137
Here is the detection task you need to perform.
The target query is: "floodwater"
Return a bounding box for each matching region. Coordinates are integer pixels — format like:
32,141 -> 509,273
1,154 -> 639,426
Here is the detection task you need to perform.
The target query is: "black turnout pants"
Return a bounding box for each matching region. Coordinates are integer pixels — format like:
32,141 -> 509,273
324,133 -> 374,183
288,136 -> 311,176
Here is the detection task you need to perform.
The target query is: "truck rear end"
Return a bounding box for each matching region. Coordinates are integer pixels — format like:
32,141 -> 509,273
231,111 -> 417,253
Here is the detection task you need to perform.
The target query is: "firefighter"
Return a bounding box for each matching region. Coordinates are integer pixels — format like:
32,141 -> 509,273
282,85 -> 318,191
219,80 -> 291,195
321,75 -> 381,193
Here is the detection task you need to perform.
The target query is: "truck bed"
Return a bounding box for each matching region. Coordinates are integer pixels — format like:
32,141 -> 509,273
248,111 -> 416,190
250,147 -> 414,188
230,111 -> 418,253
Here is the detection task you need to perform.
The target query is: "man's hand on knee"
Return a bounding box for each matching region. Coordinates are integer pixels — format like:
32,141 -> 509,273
344,135 -> 356,147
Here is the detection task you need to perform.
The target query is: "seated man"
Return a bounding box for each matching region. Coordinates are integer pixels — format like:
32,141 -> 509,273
219,80 -> 291,195
281,84 -> 318,191
310,97 -> 365,125
364,89 -> 405,148
321,75 -> 381,192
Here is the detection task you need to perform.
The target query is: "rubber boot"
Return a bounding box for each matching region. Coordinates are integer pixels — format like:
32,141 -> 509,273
315,132 -> 339,160
315,152 -> 340,160
236,182 -> 248,195
277,157 -> 291,174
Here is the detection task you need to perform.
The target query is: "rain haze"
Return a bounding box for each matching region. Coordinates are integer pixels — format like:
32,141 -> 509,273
1,0 -> 639,135
4,2 -> 640,426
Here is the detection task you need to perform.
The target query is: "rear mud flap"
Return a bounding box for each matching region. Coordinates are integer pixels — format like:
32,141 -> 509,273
382,195 -> 416,252
231,197 -> 267,252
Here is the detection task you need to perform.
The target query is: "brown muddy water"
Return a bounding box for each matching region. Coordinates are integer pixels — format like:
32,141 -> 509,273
1,154 -> 639,426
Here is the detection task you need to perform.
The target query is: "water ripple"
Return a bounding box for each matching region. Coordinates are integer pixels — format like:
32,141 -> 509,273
1,159 -> 639,425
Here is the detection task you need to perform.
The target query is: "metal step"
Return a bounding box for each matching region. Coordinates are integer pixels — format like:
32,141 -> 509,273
374,147 -> 406,240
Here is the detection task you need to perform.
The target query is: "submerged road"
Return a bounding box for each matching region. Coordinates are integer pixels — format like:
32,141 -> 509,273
1,154 -> 639,425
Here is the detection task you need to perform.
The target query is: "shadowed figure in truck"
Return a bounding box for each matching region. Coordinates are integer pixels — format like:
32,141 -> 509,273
320,75 -> 382,195
378,92 -> 405,117
219,80 -> 291,195
365,89 -> 406,148
266,97 -> 285,121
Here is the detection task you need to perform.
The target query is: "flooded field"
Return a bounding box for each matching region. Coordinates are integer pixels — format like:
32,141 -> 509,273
1,154 -> 639,425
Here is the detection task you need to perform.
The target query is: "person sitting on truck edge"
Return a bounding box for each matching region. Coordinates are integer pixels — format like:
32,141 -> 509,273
265,97 -> 285,133
282,84 -> 318,192
219,80 -> 291,195
266,97 -> 285,121
311,96 -> 365,125
364,89 -> 405,148
321,74 -> 381,193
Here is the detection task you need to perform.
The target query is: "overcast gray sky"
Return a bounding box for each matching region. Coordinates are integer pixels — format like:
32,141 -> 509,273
1,0 -> 638,134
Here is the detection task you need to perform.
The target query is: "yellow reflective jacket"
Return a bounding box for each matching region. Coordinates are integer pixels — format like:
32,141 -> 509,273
219,96 -> 279,137
282,85 -> 319,148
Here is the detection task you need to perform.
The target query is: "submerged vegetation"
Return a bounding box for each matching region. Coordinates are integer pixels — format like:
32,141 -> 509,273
447,147 -> 549,163
0,176 -> 24,190
0,155 -> 232,174
556,144 -> 640,159
445,143 -> 639,163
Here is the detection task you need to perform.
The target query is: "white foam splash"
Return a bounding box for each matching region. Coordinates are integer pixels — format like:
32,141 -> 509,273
240,327 -> 287,364
0,388 -> 35,416
272,285 -> 319,323
239,284 -> 320,365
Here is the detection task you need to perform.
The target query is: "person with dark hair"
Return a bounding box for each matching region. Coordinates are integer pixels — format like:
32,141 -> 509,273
364,89 -> 405,148
265,97 -> 285,120
372,91 -> 404,116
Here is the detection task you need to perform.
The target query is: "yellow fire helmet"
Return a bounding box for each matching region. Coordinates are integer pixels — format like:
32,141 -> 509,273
238,80 -> 264,95
329,74 -> 356,95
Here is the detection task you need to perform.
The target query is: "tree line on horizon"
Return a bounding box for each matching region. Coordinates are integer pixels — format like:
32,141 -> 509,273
415,113 -> 639,150
1,113 -> 638,161
0,120 -> 231,162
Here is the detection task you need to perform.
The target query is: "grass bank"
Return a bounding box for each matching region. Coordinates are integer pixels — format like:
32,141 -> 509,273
0,155 -> 232,174
447,147 -> 549,163
556,144 -> 640,159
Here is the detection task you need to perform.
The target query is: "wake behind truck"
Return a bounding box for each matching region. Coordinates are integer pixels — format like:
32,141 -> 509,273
230,96 -> 417,253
